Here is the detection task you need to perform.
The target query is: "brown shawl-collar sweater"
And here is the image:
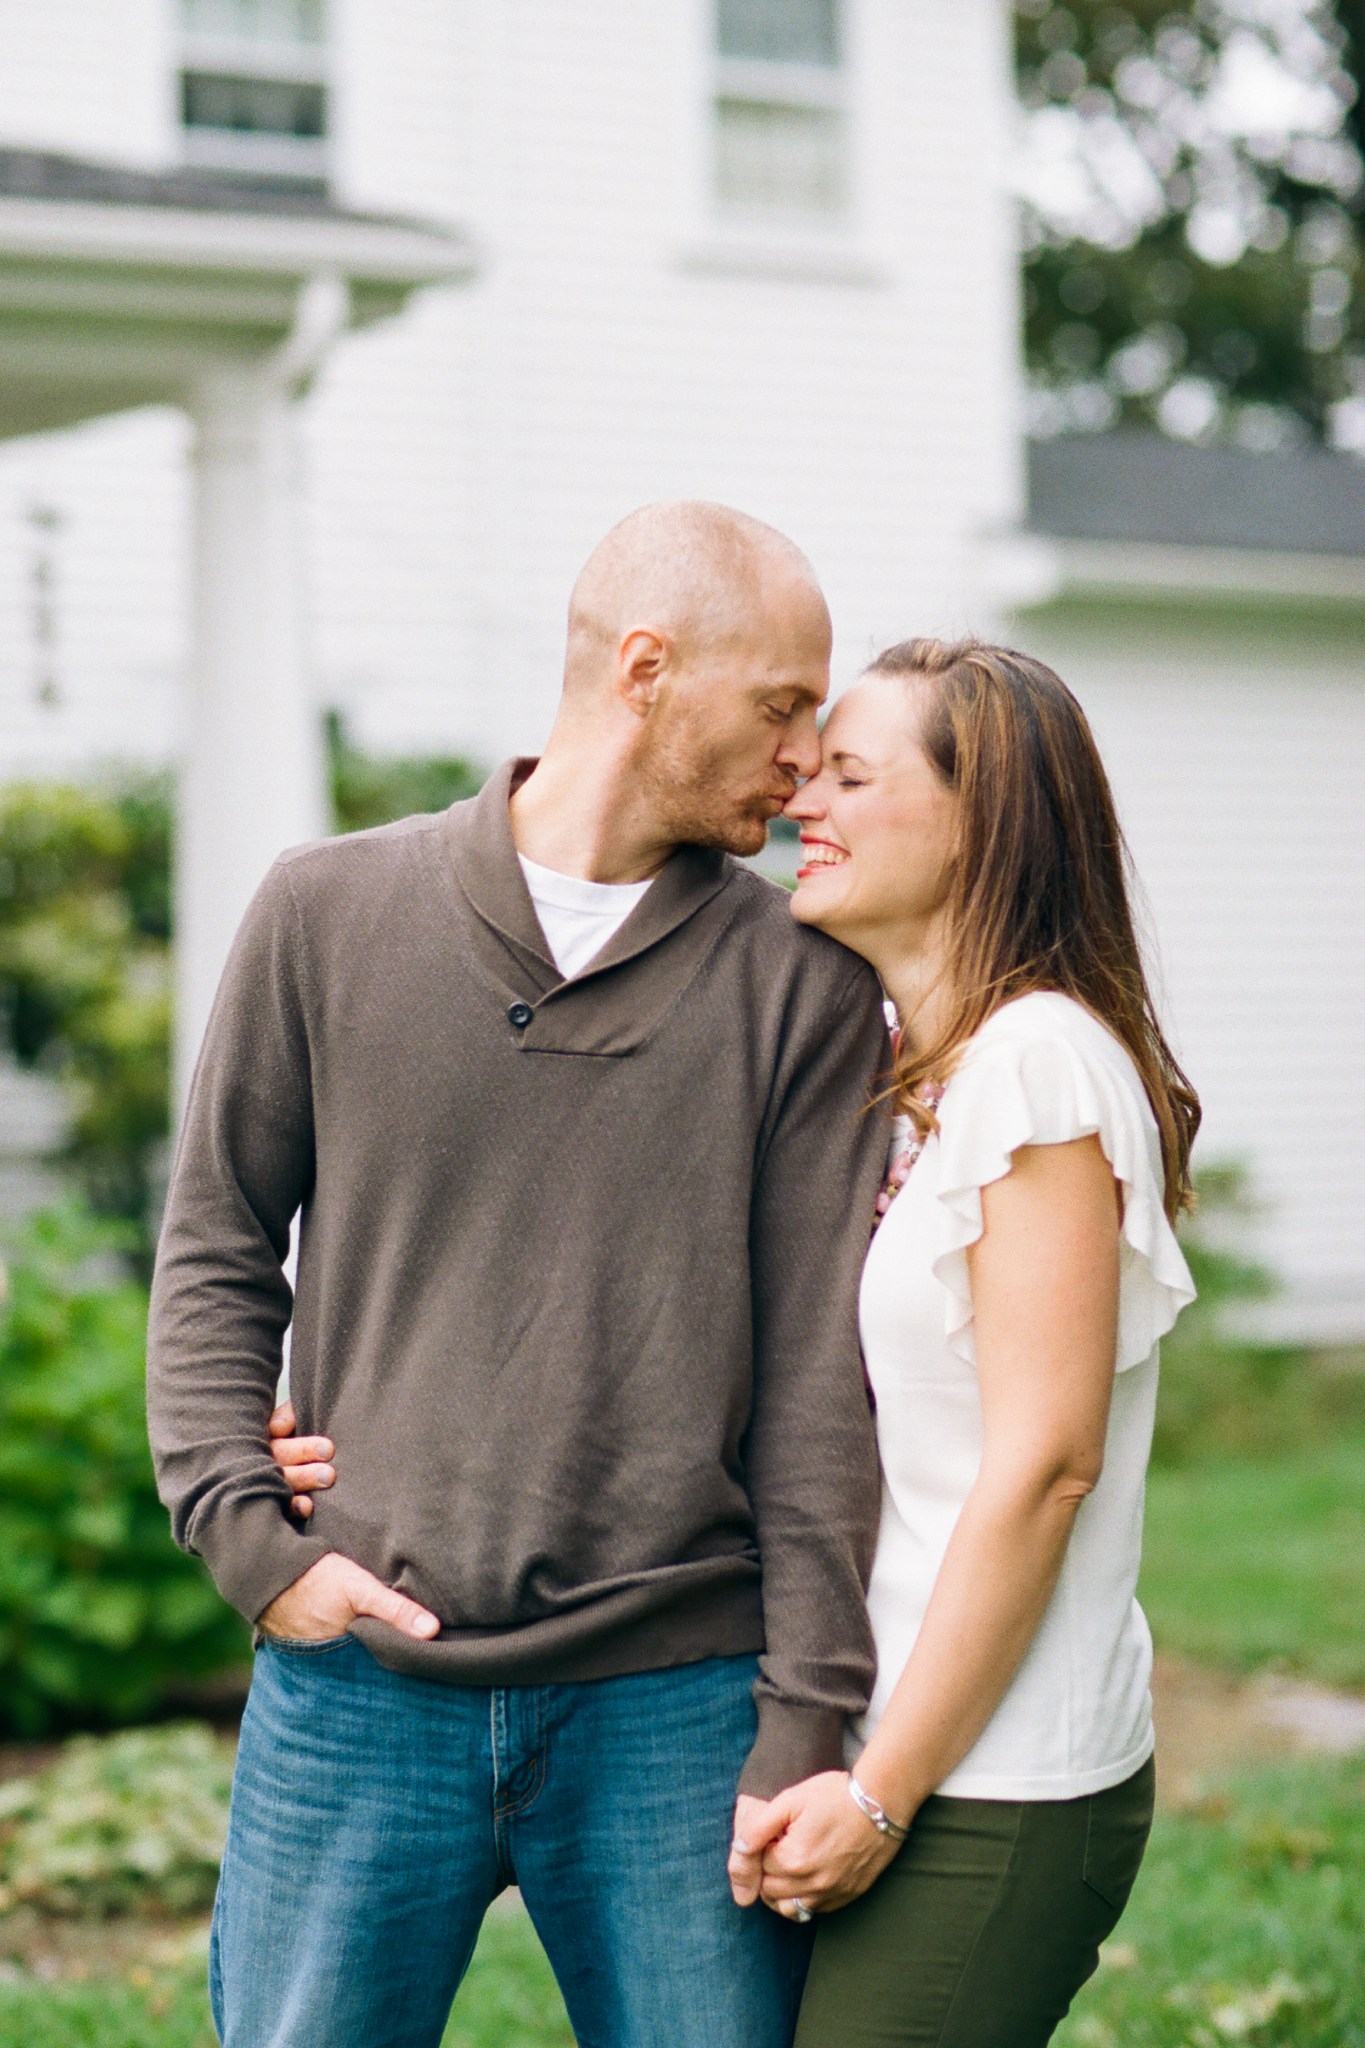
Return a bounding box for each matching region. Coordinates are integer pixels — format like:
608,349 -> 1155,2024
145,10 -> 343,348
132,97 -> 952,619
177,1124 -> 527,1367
147,763 -> 891,1794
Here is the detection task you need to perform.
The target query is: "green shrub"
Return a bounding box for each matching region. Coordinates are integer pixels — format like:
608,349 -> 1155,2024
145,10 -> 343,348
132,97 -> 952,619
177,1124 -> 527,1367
1154,1163 -> 1365,1466
0,1203 -> 247,1736
0,1723 -> 232,1917
0,779 -> 172,1276
0,743 -> 482,1273
1057,1756 -> 1365,2048
327,712 -> 482,834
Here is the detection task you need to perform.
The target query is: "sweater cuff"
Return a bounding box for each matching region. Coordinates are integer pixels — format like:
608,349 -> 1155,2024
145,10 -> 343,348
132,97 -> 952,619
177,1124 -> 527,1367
739,1697 -> 849,1800
192,1492 -> 334,1624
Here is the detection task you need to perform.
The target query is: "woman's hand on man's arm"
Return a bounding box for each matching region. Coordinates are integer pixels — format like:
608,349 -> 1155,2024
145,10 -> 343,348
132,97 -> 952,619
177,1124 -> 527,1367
258,1407 -> 440,1642
267,1399 -> 336,1519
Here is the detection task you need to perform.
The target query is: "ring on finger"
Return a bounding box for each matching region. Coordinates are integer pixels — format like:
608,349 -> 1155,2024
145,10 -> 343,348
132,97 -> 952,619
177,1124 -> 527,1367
789,1898 -> 813,1924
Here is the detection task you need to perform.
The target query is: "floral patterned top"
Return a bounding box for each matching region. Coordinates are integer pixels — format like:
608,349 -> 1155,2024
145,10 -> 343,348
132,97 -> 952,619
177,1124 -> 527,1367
873,1083 -> 945,1229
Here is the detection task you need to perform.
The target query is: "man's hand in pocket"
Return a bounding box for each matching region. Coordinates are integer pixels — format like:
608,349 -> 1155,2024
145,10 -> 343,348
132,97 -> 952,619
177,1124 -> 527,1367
258,1554 -> 441,1642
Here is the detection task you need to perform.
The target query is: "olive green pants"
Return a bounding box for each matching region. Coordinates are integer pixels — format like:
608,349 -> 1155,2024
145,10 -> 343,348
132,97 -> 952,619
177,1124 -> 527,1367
793,1757 -> 1155,2048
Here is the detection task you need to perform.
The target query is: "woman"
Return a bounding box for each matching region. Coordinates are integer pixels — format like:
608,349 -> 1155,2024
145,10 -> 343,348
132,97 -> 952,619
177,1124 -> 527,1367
270,637 -> 1198,2048
729,637 -> 1199,2047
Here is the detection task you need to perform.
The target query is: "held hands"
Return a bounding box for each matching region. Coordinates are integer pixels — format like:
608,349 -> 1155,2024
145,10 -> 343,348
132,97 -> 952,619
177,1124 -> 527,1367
259,1402 -> 440,1644
728,1772 -> 904,1919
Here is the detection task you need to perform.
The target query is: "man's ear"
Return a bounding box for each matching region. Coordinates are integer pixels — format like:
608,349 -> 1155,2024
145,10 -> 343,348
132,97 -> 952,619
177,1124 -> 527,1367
617,627 -> 670,716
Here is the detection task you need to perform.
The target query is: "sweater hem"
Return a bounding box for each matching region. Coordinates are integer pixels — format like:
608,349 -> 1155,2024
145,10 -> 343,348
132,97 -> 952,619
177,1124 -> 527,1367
347,1574 -> 766,1689
194,1492 -> 334,1625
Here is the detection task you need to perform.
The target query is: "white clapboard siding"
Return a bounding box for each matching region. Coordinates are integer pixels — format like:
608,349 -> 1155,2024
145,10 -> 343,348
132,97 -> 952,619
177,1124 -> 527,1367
0,410 -> 188,776
2,0 -> 1021,770
1020,605 -> 1365,1306
0,0 -> 174,170
1,0 -> 1361,1332
0,0 -> 179,778
303,0 -> 1022,760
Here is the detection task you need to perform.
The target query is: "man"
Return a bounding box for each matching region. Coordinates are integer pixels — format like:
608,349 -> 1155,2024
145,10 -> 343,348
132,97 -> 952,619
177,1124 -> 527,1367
148,501 -> 890,2048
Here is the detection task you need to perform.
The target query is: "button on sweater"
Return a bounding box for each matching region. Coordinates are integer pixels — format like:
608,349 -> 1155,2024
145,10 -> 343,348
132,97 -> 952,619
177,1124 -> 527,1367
147,763 -> 891,1794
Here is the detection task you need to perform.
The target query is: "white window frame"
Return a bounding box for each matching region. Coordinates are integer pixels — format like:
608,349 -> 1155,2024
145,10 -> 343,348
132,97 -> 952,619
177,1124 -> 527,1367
179,11 -> 330,181
676,0 -> 883,287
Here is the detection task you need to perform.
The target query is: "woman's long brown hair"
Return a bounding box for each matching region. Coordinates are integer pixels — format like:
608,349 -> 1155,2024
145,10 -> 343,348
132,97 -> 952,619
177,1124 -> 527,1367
868,637 -> 1201,1219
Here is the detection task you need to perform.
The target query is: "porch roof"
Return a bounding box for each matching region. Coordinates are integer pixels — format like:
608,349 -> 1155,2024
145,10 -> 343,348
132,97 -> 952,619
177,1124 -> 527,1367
0,146 -> 475,438
1028,431 -> 1365,560
1013,431 -> 1365,611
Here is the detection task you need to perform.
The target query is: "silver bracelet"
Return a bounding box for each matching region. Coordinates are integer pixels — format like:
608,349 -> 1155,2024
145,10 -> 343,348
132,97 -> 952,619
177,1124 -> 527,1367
848,1773 -> 911,1842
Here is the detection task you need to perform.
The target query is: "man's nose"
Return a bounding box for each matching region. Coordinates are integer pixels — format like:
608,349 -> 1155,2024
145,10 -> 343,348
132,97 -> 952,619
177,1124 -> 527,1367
783,776 -> 823,820
778,709 -> 822,782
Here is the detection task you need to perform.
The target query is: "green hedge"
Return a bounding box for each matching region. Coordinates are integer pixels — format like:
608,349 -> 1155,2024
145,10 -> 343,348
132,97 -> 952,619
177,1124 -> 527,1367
0,1204 -> 247,1737
0,739 -> 483,1732
0,778 -> 172,1278
1154,1164 -> 1365,1466
0,733 -> 482,1275
0,1722 -> 232,1917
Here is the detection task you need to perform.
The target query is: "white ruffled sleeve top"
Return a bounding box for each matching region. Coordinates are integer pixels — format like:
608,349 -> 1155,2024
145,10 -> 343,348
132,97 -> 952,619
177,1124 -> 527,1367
852,991 -> 1195,1800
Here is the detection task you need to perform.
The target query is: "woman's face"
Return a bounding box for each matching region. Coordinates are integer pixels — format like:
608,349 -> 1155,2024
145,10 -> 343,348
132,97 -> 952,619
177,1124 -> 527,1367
785,673 -> 960,964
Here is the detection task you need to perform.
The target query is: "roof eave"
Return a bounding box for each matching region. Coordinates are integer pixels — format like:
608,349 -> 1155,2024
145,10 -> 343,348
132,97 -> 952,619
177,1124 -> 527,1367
0,192 -> 477,295
0,189 -> 477,439
997,532 -> 1365,614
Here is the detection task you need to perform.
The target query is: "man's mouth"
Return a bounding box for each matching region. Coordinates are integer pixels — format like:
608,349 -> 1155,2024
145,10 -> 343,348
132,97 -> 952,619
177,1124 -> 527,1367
797,837 -> 849,875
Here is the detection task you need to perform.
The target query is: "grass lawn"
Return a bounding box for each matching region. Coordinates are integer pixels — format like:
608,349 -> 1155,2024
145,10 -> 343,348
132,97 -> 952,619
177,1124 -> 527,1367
2,1756 -> 1361,2048
441,1915 -> 574,2048
1055,1755 -> 1365,2048
0,1968 -> 211,2048
1140,1426 -> 1365,1687
0,1912 -> 574,2048
3,1420 -> 1361,2046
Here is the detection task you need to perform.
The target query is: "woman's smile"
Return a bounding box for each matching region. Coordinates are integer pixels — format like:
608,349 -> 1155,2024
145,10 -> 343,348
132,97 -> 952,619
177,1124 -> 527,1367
785,674 -> 961,1006
796,836 -> 850,878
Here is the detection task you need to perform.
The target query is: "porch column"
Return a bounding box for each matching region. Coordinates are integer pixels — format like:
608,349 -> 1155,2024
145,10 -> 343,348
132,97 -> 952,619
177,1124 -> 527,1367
175,364 -> 327,1111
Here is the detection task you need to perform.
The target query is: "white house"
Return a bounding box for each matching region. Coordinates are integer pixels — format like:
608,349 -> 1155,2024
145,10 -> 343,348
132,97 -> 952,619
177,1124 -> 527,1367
1013,435 -> 1365,1344
0,0 -> 1361,1335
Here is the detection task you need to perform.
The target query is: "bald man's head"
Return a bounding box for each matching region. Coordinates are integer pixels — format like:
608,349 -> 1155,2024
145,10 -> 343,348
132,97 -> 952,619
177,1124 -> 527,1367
549,501 -> 831,857
564,501 -> 826,693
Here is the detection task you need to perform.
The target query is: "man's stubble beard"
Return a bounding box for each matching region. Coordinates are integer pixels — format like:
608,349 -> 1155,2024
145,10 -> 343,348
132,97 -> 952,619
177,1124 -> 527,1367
641,735 -> 783,858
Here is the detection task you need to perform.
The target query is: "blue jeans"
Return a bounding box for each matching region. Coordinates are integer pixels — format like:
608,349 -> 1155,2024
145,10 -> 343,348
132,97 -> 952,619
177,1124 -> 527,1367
211,1636 -> 810,2048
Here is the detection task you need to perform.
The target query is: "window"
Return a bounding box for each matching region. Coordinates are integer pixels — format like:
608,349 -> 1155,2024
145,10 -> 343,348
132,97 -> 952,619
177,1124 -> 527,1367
712,0 -> 848,225
179,0 -> 329,182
